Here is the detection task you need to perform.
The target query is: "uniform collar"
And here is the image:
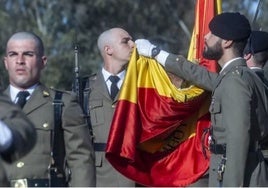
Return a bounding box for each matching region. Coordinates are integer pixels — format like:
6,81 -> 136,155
10,84 -> 39,102
220,57 -> 244,74
102,68 -> 126,82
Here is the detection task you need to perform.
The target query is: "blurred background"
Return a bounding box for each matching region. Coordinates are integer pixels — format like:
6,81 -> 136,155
0,0 -> 267,90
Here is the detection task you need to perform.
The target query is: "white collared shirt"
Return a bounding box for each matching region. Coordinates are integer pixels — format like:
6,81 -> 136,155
250,66 -> 262,70
220,57 -> 244,74
10,84 -> 38,103
102,68 -> 125,94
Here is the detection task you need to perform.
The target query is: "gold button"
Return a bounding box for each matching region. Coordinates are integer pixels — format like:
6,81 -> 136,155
16,162 -> 24,168
43,122 -> 49,128
14,179 -> 27,188
43,91 -> 50,96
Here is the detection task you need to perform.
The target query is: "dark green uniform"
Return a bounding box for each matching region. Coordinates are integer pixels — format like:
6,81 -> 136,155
3,84 -> 96,187
251,68 -> 268,87
165,54 -> 268,187
88,71 -> 135,187
0,93 -> 36,186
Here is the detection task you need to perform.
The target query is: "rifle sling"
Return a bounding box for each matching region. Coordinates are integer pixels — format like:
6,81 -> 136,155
50,91 -> 64,179
83,78 -> 93,135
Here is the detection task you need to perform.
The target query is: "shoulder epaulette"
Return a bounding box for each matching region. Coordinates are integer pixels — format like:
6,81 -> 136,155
81,73 -> 96,82
231,66 -> 242,75
49,87 -> 70,95
88,73 -> 97,81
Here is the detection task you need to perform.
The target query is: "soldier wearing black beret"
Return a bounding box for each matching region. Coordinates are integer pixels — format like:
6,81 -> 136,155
135,12 -> 268,187
244,30 -> 268,86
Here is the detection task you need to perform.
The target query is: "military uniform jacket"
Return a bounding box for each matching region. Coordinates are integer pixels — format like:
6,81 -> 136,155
88,71 -> 135,187
3,84 -> 96,187
165,54 -> 268,187
0,93 -> 36,186
251,68 -> 268,87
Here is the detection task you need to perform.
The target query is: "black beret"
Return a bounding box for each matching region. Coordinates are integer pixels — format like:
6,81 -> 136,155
244,30 -> 268,54
209,12 -> 251,40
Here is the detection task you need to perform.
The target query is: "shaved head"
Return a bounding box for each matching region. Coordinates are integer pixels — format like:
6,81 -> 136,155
97,29 -> 112,52
6,31 -> 44,56
97,28 -> 127,55
96,27 -> 134,74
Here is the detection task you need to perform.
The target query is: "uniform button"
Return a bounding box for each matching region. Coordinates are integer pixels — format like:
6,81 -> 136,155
43,122 -> 49,128
43,91 -> 50,96
14,180 -> 27,188
16,162 -> 24,168
112,104 -> 116,108
176,57 -> 180,61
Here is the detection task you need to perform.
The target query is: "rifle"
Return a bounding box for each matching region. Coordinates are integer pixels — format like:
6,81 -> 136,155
72,43 -> 94,141
72,44 -> 83,104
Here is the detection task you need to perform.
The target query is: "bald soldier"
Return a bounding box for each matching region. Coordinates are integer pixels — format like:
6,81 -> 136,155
86,27 -> 136,186
3,31 -> 96,187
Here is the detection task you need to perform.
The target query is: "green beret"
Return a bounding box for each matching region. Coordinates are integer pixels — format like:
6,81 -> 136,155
209,12 -> 251,40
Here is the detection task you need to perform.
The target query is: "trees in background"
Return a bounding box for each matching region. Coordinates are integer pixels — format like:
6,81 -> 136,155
0,0 -> 266,90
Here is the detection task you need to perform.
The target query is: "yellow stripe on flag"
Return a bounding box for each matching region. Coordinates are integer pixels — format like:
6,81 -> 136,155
120,48 -> 205,103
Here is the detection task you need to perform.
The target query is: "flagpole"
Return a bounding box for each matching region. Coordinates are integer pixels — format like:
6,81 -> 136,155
251,0 -> 263,30
216,0 -> 222,13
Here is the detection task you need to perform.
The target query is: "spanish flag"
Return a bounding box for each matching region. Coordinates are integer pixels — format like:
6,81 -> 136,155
106,0 -> 221,186
188,0 -> 222,69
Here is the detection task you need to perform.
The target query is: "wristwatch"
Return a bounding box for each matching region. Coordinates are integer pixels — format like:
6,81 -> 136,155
151,46 -> 161,58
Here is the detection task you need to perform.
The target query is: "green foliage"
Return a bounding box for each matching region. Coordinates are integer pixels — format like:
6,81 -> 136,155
0,0 -> 267,90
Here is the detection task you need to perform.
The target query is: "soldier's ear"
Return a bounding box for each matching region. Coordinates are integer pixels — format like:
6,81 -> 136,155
104,45 -> 113,56
40,56 -> 47,69
243,53 -> 251,61
3,56 -> 9,70
222,39 -> 233,49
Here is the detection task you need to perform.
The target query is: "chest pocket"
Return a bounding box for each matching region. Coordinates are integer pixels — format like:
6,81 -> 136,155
89,100 -> 104,126
209,99 -> 223,130
209,99 -> 221,114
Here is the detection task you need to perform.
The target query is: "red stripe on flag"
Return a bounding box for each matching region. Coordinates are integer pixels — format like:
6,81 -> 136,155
106,97 -> 210,186
138,87 -> 208,142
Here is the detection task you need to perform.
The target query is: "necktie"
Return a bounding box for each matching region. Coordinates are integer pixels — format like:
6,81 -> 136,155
16,91 -> 30,108
109,75 -> 120,100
